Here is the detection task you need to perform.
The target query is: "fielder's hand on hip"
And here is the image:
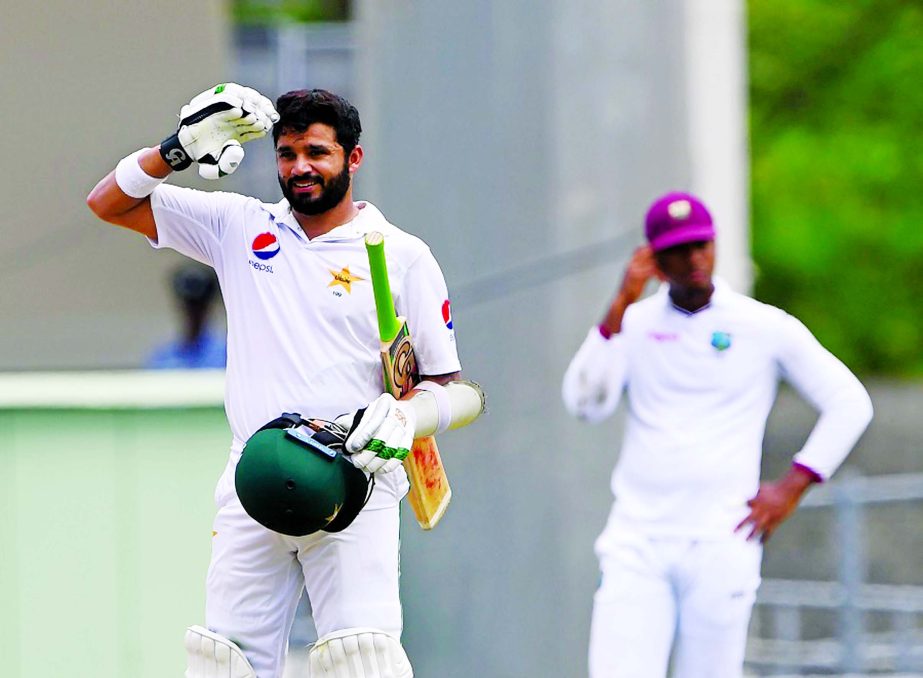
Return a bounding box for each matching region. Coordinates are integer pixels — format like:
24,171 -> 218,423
735,466 -> 815,543
338,394 -> 416,474
159,83 -> 279,180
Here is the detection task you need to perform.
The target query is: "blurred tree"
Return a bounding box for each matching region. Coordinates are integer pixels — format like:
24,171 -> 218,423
232,0 -> 350,24
749,0 -> 923,376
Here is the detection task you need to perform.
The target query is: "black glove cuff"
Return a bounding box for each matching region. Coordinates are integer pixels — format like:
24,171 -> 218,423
159,133 -> 193,171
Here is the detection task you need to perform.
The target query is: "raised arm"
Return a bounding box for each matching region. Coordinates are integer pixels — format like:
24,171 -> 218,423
86,148 -> 171,239
599,245 -> 661,336
562,246 -> 659,422
86,83 -> 279,239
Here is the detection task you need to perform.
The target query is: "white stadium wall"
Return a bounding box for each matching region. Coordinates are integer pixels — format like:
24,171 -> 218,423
0,1 -> 230,370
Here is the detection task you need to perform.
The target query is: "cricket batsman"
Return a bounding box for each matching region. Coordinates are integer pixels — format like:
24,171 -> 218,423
562,192 -> 874,677
87,83 -> 482,677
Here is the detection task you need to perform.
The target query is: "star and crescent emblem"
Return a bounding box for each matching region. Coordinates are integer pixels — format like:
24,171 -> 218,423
328,266 -> 363,293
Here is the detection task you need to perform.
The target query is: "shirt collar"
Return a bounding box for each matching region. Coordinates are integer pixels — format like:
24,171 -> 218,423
268,200 -> 385,242
710,276 -> 732,305
658,276 -> 731,315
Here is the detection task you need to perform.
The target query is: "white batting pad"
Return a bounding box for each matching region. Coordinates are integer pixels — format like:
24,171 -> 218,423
308,627 -> 413,678
184,625 -> 256,678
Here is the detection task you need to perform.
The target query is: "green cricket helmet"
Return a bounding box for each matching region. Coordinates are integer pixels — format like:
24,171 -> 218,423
235,413 -> 372,536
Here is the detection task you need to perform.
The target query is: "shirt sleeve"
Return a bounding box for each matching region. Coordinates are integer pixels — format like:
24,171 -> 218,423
147,184 -> 248,266
776,313 -> 874,480
561,326 -> 628,423
398,248 -> 462,377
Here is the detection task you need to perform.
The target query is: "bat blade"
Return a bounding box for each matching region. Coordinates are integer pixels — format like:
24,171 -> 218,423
404,437 -> 452,529
365,231 -> 452,530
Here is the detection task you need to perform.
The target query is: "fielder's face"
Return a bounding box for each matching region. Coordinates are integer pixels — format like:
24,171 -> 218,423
275,123 -> 363,216
653,240 -> 715,292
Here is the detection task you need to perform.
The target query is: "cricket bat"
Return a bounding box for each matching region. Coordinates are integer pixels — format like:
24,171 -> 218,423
365,231 -> 452,530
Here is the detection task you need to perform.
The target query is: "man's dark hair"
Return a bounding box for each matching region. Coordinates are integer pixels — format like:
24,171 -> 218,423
273,89 -> 362,154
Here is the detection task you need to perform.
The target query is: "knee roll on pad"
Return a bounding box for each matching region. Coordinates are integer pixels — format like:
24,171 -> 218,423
184,625 -> 256,678
308,627 -> 413,678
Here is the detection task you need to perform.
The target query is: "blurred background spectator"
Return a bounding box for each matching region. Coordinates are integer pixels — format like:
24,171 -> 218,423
146,263 -> 226,369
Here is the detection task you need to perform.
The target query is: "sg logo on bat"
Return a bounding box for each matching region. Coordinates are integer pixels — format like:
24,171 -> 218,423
384,331 -> 418,396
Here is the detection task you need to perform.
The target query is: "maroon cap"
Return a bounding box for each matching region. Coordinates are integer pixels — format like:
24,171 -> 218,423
644,192 -> 715,252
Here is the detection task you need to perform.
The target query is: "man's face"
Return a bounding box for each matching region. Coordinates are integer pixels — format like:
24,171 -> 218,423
653,240 -> 715,291
275,123 -> 360,216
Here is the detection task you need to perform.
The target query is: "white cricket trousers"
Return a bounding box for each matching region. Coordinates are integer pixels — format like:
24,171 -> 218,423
205,486 -> 403,678
589,527 -> 762,678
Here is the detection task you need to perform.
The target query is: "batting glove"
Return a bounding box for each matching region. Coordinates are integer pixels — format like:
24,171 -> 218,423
337,394 -> 416,474
159,83 -> 279,180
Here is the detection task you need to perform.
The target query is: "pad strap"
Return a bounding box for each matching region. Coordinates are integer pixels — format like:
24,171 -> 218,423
413,381 -> 452,434
408,380 -> 485,438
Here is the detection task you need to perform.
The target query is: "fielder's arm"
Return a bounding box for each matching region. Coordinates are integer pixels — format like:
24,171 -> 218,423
737,313 -> 873,543
600,245 -> 660,336
563,246 -> 656,423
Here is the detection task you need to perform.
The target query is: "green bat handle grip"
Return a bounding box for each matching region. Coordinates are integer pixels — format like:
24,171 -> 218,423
365,231 -> 402,342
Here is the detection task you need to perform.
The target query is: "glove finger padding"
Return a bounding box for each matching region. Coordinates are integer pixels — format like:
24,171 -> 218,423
351,449 -> 400,474
232,114 -> 274,143
238,87 -> 278,120
344,394 -> 416,475
236,87 -> 279,138
197,140 -> 245,180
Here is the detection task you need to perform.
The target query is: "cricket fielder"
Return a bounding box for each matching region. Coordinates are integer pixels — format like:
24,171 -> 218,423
562,192 -> 873,678
87,84 -> 479,677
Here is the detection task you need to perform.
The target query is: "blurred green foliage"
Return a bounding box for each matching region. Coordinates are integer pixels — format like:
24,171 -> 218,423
232,0 -> 350,24
749,0 -> 923,376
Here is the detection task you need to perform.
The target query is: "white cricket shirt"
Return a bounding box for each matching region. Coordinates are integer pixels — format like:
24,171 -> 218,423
149,185 -> 461,504
562,279 -> 872,538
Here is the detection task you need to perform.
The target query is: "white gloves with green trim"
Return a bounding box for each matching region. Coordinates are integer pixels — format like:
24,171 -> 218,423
160,83 -> 279,180
338,394 -> 416,474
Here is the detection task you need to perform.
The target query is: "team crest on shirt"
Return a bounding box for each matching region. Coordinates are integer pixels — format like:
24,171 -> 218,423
711,331 -> 732,351
328,266 -> 363,294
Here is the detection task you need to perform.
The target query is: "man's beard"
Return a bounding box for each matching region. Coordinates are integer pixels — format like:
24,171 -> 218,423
279,163 -> 351,216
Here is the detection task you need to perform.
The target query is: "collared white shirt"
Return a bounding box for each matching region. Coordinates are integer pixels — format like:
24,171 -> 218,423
562,278 -> 872,537
149,185 -> 461,504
